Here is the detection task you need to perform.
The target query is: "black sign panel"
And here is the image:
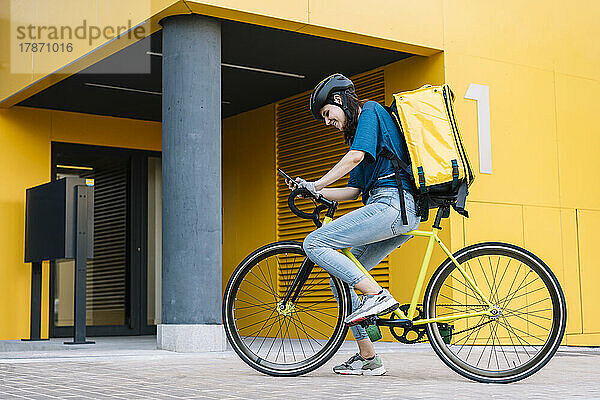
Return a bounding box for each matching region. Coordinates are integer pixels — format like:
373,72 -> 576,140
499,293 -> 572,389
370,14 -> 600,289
25,178 -> 94,262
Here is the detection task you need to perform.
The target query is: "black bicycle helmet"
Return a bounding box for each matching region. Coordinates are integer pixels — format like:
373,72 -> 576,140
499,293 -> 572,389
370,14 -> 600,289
309,73 -> 355,120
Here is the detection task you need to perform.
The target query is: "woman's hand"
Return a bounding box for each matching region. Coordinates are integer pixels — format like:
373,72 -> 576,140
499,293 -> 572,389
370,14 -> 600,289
284,178 -> 320,199
295,178 -> 320,198
284,178 -> 298,191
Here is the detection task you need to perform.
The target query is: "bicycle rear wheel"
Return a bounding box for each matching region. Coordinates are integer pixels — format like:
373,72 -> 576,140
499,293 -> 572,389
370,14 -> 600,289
423,242 -> 567,383
222,241 -> 351,376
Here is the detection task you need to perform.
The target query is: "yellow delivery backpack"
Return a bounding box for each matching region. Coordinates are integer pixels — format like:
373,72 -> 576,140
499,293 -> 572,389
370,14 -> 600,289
382,84 -> 475,223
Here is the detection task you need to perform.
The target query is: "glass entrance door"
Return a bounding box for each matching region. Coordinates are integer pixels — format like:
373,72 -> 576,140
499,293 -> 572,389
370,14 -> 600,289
147,156 -> 162,326
50,142 -> 160,337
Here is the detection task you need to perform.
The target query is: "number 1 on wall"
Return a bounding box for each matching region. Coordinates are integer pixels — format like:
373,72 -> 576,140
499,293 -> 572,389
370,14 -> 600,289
464,84 -> 492,174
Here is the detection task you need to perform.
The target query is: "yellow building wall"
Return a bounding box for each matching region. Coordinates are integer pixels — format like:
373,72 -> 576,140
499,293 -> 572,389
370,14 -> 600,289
1,0 -> 598,345
442,0 -> 600,345
0,101 -> 275,339
1,0 -> 442,106
184,0 -> 442,55
0,0 -> 188,105
0,106 -> 160,340
221,104 -> 276,295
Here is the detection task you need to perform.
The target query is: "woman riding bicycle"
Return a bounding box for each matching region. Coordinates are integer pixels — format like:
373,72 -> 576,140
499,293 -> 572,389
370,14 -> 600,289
286,73 -> 420,375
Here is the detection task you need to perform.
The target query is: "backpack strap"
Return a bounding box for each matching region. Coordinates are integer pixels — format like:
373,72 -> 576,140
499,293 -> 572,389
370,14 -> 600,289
451,160 -> 459,191
452,181 -> 469,217
417,167 -> 427,193
379,149 -> 412,226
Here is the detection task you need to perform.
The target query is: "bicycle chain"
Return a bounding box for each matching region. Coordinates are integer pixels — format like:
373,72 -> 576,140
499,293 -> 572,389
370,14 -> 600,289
389,304 -> 495,344
412,318 -> 495,344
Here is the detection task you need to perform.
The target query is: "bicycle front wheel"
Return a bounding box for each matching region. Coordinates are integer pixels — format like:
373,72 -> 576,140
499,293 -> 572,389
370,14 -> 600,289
423,242 -> 567,383
222,241 -> 352,376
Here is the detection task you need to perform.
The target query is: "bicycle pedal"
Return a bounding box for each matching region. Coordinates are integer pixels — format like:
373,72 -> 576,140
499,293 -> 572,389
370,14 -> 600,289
363,316 -> 379,327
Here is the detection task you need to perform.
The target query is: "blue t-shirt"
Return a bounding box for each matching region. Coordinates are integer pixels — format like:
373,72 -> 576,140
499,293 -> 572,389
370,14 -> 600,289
347,101 -> 413,204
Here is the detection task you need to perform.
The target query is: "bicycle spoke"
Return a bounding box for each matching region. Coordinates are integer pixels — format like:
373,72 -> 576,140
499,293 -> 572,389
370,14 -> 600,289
503,307 -> 553,321
464,261 -> 481,296
292,286 -> 336,301
502,315 -> 523,365
297,274 -> 330,298
288,312 -> 320,353
238,288 -> 273,309
488,321 -> 500,369
242,310 -> 280,344
258,258 -> 276,297
242,277 -> 279,300
234,298 -> 278,310
247,268 -> 278,300
238,310 -> 279,333
294,308 -> 337,330
285,316 -> 297,362
442,281 -> 486,304
477,257 -> 495,305
502,309 -> 550,333
249,312 -> 280,352
265,314 -> 285,360
265,257 -> 276,297
294,305 -> 339,319
495,320 -> 533,363
435,303 -> 487,316
490,258 -> 512,304
498,268 -> 532,308
291,313 -> 335,339
453,316 -> 487,353
295,305 -> 340,312
500,285 -> 548,310
295,300 -> 338,312
475,323 -> 494,367
492,320 -> 511,368
501,263 -> 524,309
437,292 -> 485,313
497,316 -> 540,349
276,316 -> 292,363
235,307 -> 276,321
488,256 -> 501,304
291,313 -> 307,359
289,315 -> 327,349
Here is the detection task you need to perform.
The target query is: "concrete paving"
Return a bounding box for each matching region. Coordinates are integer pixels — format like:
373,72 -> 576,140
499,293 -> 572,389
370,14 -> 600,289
0,337 -> 599,399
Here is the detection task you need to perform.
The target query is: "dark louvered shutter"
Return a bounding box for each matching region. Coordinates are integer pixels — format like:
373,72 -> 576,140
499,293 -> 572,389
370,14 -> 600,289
276,70 -> 389,301
85,164 -> 128,325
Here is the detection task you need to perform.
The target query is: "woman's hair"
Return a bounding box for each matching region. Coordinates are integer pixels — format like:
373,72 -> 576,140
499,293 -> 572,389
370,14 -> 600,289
338,90 -> 368,145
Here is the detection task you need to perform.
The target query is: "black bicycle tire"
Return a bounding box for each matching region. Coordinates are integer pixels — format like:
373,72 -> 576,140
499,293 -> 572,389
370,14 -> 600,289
222,241 -> 352,377
423,242 -> 567,384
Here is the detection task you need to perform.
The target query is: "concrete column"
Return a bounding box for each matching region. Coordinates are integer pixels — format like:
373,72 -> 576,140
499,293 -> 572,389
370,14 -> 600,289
158,14 -> 225,352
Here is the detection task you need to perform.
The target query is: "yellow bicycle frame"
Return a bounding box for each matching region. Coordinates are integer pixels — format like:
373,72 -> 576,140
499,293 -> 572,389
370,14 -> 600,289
322,216 -> 495,325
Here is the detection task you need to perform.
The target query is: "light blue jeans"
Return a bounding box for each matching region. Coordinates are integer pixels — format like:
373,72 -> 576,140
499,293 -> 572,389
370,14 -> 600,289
303,187 -> 420,340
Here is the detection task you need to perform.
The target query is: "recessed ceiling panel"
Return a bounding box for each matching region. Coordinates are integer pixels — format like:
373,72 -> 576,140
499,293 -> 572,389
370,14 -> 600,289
19,18 -> 413,121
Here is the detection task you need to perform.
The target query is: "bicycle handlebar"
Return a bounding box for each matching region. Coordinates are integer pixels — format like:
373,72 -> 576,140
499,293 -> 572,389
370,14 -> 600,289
279,169 -> 337,226
287,187 -> 337,228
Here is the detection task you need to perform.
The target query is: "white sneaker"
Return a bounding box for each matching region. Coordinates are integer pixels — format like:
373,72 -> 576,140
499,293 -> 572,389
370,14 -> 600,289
344,289 -> 399,326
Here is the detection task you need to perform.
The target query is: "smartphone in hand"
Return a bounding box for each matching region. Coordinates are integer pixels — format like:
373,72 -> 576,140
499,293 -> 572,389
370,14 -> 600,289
278,169 -> 298,190
277,169 -> 293,182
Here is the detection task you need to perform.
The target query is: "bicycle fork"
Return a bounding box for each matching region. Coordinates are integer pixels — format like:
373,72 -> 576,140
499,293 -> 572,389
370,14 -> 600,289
278,257 -> 315,315
278,213 -> 334,314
